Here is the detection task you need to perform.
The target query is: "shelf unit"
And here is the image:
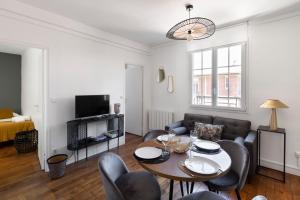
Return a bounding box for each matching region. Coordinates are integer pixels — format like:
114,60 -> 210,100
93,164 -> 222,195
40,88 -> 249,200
67,114 -> 124,162
257,125 -> 286,182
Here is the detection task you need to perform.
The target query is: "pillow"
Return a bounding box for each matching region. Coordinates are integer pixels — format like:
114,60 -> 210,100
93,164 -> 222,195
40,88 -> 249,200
194,122 -> 224,141
13,112 -> 20,117
0,108 -> 13,119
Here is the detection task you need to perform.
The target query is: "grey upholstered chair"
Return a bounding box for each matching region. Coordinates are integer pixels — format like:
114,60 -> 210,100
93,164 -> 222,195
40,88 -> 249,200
206,140 -> 250,200
98,152 -> 161,200
178,191 -> 226,200
143,130 -> 169,141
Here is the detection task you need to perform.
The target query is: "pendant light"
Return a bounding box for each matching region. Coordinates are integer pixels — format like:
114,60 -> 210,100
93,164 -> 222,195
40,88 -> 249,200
166,4 -> 215,41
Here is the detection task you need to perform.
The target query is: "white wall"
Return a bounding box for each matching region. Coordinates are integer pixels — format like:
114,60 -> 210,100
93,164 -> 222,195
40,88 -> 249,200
151,15 -> 300,175
21,48 -> 43,117
0,1 -> 152,164
21,48 -> 44,168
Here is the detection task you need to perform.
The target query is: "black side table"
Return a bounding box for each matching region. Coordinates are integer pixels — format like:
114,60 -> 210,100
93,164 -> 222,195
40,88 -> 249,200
257,125 -> 286,182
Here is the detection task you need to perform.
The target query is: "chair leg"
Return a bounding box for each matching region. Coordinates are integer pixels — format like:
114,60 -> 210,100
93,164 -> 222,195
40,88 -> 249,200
190,182 -> 194,194
180,181 -> 184,197
235,189 -> 241,200
206,182 -> 212,191
186,182 -> 189,194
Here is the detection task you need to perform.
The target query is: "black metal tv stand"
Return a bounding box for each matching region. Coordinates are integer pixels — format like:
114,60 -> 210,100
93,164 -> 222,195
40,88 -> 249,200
67,114 -> 124,162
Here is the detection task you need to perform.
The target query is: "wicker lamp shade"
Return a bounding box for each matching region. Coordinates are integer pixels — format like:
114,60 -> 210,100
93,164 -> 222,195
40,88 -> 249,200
166,4 -> 215,41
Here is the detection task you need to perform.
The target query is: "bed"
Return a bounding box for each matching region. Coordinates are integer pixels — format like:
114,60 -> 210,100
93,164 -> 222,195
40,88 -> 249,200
0,108 -> 35,142
0,120 -> 35,142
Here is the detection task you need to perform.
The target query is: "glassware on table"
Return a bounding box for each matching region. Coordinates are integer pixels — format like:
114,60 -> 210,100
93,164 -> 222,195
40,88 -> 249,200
161,136 -> 169,156
168,130 -> 178,153
189,130 -> 198,159
161,131 -> 176,157
190,130 -> 198,142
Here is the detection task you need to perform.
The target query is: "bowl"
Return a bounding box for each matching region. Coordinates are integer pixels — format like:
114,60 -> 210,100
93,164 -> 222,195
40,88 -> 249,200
173,136 -> 190,154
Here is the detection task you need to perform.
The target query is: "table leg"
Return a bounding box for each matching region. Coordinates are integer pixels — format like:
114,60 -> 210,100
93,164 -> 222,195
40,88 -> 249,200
180,181 -> 184,197
284,132 -> 286,183
85,123 -> 88,160
118,135 -> 120,149
169,179 -> 174,200
258,129 -> 260,168
107,140 -> 110,152
76,149 -> 78,162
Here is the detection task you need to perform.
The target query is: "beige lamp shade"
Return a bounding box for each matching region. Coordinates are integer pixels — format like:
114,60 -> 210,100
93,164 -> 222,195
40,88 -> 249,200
260,99 -> 288,131
260,99 -> 288,109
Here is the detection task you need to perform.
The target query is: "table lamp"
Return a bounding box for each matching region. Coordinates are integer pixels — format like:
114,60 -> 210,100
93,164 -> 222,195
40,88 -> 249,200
260,99 -> 288,131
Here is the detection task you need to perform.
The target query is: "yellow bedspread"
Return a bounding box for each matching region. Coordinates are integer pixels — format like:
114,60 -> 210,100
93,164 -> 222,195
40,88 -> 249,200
0,121 -> 35,142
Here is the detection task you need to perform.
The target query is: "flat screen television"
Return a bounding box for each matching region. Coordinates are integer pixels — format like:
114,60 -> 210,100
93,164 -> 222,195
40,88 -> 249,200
75,95 -> 110,118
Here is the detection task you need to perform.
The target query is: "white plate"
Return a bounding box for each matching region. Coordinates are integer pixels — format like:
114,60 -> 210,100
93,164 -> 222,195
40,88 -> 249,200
194,140 -> 220,151
184,157 -> 221,175
134,147 -> 162,159
157,135 -> 169,142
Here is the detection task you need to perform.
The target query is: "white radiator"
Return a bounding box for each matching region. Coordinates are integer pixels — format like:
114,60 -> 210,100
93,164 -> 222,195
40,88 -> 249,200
148,110 -> 174,130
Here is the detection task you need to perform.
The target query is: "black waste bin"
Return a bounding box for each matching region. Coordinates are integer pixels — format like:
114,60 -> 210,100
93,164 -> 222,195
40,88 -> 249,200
47,154 -> 68,179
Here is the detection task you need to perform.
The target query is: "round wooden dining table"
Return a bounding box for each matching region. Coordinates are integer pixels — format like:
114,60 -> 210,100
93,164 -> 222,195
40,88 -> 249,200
135,139 -> 232,200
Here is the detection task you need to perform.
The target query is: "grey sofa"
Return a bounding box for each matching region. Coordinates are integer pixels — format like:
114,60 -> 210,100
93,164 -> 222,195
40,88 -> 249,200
165,113 -> 257,177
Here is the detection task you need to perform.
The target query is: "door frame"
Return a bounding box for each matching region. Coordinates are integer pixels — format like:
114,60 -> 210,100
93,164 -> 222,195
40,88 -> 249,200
0,39 -> 49,170
125,63 -> 144,136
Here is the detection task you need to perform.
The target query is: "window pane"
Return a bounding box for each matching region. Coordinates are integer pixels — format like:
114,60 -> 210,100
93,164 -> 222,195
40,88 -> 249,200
192,69 -> 202,76
217,47 -> 228,67
230,45 -> 241,66
229,66 -> 242,107
228,74 -> 241,107
192,50 -> 212,106
192,69 -> 212,106
217,65 -> 241,108
217,74 -> 228,96
192,52 -> 202,69
202,50 -> 212,68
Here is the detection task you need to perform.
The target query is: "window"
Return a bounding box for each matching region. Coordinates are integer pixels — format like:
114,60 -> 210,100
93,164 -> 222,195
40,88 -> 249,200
191,43 -> 246,111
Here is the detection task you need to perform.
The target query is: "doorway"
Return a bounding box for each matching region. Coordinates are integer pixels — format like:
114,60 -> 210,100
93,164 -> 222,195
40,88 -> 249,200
0,42 -> 47,170
125,64 -> 143,136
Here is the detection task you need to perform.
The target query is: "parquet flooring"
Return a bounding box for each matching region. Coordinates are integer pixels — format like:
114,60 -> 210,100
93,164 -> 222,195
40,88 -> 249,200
0,134 -> 299,200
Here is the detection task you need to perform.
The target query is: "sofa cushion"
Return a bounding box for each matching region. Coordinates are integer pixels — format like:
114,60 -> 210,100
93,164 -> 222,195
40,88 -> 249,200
172,127 -> 187,135
213,117 -> 251,140
194,122 -> 224,141
183,113 -> 213,131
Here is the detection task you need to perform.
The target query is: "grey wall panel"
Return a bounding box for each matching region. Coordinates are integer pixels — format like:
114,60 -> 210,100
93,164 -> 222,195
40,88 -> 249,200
0,52 -> 21,114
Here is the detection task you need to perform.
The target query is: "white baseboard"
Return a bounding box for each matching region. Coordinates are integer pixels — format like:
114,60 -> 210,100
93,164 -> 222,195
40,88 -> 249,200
260,158 -> 300,176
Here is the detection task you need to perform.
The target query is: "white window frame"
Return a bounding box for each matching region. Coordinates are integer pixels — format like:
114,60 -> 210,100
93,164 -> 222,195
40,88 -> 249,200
190,42 -> 247,112
224,75 -> 229,90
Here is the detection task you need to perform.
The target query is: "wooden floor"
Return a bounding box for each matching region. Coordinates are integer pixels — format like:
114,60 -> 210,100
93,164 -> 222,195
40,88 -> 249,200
0,134 -> 299,200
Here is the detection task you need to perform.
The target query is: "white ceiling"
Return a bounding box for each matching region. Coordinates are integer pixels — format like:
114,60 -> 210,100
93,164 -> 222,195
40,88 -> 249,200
17,0 -> 300,46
